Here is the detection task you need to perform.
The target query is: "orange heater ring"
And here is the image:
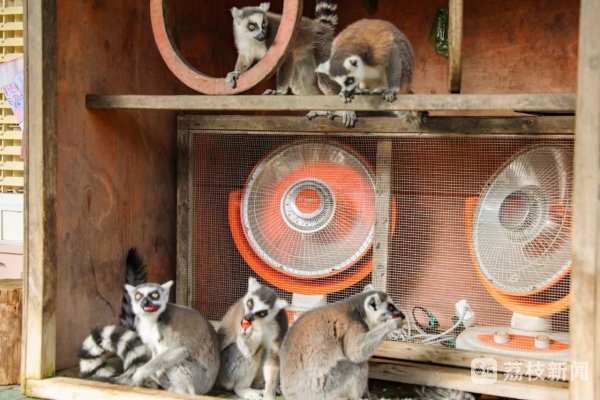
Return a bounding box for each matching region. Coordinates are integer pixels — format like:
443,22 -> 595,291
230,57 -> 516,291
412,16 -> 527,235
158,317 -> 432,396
150,0 -> 303,94
464,197 -> 571,317
229,190 -> 397,295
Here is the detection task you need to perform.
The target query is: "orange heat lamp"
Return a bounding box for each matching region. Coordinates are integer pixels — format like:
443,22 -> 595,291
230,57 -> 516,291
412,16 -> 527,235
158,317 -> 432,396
228,139 -> 396,323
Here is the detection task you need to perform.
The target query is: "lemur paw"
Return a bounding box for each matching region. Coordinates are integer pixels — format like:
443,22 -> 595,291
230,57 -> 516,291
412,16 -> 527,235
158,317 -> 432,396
382,89 -> 398,102
239,325 -> 253,338
330,111 -> 357,128
263,89 -> 286,95
385,317 -> 401,331
225,71 -> 240,89
306,111 -> 329,120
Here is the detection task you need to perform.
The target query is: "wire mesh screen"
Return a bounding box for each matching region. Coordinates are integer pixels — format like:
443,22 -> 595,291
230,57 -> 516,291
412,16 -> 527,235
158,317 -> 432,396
187,131 -> 572,359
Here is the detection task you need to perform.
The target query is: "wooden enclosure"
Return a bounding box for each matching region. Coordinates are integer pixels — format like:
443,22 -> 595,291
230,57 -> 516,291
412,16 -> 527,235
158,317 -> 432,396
22,0 -> 600,399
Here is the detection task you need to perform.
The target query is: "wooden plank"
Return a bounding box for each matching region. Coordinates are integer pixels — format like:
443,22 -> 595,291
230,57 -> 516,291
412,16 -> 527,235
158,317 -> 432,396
86,94 -> 576,112
374,341 -> 571,380
372,141 -> 392,291
22,0 -> 58,383
571,0 -> 600,398
448,0 -> 464,93
368,358 -> 569,400
0,279 -> 22,385
176,129 -> 189,306
26,377 -> 217,400
177,115 -> 575,135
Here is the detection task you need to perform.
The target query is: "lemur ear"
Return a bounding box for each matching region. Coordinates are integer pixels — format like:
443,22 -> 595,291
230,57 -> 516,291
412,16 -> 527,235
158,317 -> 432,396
231,7 -> 243,20
125,284 -> 136,297
275,298 -> 289,311
362,283 -> 376,293
161,280 -> 174,295
259,2 -> 270,12
315,60 -> 330,74
248,276 -> 261,292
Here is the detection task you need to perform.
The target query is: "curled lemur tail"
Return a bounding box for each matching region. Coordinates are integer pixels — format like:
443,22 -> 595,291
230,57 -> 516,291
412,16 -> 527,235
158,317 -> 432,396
77,325 -> 152,384
315,0 -> 338,28
119,247 -> 148,330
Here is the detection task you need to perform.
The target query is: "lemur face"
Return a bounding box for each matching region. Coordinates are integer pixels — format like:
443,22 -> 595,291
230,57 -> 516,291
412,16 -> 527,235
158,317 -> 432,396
125,281 -> 172,316
362,284 -> 405,326
241,277 -> 288,327
316,55 -> 364,98
231,3 -> 270,42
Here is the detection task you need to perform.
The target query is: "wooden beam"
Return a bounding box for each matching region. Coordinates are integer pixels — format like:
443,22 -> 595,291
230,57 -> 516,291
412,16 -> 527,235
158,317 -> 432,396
368,358 -> 569,400
372,141 -> 392,291
23,0 -> 58,383
177,115 -> 575,135
373,341 -> 571,381
448,0 -> 464,93
86,93 -> 576,112
26,377 -> 216,400
176,129 -> 189,306
571,0 -> 600,398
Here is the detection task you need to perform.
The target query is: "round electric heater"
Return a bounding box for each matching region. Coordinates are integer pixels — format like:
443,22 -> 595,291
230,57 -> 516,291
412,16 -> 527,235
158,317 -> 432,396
228,139 -> 395,321
242,139 -> 376,277
457,144 -> 572,361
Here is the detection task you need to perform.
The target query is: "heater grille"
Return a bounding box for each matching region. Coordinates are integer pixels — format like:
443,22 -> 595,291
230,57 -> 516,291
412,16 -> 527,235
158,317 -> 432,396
187,132 -> 572,355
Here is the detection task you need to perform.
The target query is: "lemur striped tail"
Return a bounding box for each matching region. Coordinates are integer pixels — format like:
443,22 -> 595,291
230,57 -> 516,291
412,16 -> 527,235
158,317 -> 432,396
119,247 -> 148,330
77,324 -> 151,384
315,0 -> 338,28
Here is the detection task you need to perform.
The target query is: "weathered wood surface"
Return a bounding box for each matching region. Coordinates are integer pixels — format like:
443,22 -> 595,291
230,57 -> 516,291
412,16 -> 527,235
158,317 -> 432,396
50,0 -> 182,370
448,0 -> 463,93
0,280 -> 22,385
372,141 -> 392,292
176,129 -> 189,306
23,0 -> 58,382
571,0 -> 600,398
86,94 -> 576,112
374,341 -> 571,380
369,358 -> 569,400
178,115 -> 575,135
26,377 -> 215,400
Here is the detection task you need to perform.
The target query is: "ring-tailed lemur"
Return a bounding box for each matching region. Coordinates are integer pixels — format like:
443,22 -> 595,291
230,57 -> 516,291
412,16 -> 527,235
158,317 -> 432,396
217,277 -> 289,400
279,284 -> 405,400
226,0 -> 337,96
315,19 -> 428,127
78,249 -> 221,395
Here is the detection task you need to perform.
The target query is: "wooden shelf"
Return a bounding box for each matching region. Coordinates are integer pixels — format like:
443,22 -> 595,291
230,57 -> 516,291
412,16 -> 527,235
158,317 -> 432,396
86,93 -> 576,113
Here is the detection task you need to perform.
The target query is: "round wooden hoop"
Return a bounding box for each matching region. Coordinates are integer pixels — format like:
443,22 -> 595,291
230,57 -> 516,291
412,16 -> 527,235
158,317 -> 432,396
150,0 -> 303,95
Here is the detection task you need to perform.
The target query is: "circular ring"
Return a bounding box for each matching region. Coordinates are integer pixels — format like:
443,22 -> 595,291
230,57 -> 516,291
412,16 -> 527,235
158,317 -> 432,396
150,0 -> 303,95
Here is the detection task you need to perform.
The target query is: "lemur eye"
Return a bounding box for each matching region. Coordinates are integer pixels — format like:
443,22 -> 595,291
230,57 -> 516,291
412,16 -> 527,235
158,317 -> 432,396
258,311 -> 267,318
389,305 -> 394,311
262,22 -> 266,28
151,292 -> 159,299
247,300 -> 253,308
135,293 -> 142,301
345,78 -> 355,85
248,23 -> 256,31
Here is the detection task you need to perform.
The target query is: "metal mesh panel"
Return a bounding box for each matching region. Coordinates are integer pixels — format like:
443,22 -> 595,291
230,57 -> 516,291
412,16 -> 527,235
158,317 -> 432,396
187,132 -> 572,358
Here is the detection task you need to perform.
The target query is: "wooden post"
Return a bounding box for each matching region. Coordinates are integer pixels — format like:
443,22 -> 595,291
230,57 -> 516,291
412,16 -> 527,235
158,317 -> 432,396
23,0 -> 58,383
0,279 -> 22,385
176,128 -> 190,306
448,0 -> 464,93
372,141 -> 392,291
571,0 -> 600,398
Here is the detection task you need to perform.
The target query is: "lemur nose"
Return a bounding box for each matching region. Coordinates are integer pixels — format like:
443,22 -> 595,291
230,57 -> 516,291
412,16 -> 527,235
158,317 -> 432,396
141,298 -> 150,307
244,313 -> 255,322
